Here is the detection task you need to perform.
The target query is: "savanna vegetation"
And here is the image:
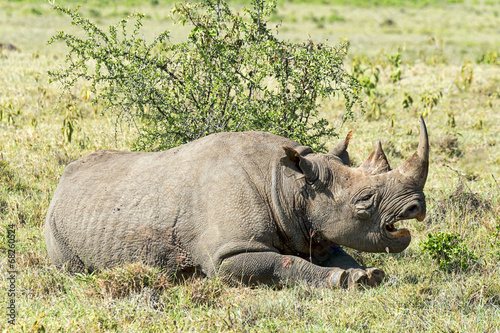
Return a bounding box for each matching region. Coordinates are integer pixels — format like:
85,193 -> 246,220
1,0 -> 499,331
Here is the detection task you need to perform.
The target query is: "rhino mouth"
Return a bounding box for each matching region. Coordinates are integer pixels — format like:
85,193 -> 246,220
384,220 -> 410,238
384,200 -> 425,239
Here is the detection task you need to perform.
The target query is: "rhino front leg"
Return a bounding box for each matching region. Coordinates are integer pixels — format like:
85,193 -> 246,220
218,251 -> 354,288
312,244 -> 385,287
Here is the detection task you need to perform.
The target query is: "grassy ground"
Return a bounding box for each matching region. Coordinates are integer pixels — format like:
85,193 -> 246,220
1,1 -> 499,331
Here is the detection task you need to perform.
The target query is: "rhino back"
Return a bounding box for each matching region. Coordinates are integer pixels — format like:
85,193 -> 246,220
45,131 -> 299,274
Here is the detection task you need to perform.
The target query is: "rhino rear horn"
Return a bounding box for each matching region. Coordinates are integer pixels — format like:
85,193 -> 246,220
328,130 -> 353,165
395,116 -> 429,189
359,141 -> 391,175
283,146 -> 319,183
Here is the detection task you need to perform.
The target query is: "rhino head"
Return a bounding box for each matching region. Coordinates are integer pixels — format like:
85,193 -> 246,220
283,116 -> 429,254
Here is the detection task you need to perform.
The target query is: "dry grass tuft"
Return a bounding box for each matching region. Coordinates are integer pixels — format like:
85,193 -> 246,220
436,135 -> 462,158
91,262 -> 172,299
0,160 -> 29,193
22,266 -> 71,298
18,250 -> 47,268
186,277 -> 226,308
431,183 -> 493,223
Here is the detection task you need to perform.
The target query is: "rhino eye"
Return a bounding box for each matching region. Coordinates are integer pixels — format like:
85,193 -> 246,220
359,194 -> 373,202
351,189 -> 378,207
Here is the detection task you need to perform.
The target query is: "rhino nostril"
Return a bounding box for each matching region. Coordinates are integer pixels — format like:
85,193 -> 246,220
408,205 -> 419,215
403,203 -> 426,221
401,204 -> 420,219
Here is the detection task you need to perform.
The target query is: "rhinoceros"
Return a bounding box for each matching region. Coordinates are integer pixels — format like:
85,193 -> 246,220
45,117 -> 429,288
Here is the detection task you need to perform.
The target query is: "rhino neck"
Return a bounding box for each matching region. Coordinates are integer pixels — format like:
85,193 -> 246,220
270,162 -> 314,255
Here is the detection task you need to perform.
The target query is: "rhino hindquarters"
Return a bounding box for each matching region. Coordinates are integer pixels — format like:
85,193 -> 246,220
45,214 -> 89,273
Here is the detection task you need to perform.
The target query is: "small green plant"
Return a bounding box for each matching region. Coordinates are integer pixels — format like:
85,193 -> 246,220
420,89 -> 442,116
420,232 -> 478,272
351,57 -> 379,96
473,118 -> 484,130
351,57 -> 382,120
460,62 -> 474,89
402,91 -> 413,111
327,10 -> 346,23
0,103 -> 16,125
307,14 -> 326,28
477,50 -> 500,65
387,52 -> 402,83
62,106 -> 78,143
48,0 -> 361,152
426,36 -> 446,65
447,112 -> 456,128
30,7 -> 43,16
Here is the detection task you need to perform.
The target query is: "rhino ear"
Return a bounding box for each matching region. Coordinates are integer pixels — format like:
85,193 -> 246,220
282,146 -> 319,182
328,130 -> 353,165
359,141 -> 391,175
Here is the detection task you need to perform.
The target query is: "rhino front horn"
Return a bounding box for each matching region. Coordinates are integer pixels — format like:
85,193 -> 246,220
396,116 -> 429,189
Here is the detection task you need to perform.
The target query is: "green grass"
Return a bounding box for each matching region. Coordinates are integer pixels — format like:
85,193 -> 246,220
1,1 -> 500,331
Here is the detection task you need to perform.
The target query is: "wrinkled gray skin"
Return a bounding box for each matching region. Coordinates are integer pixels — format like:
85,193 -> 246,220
45,117 -> 429,288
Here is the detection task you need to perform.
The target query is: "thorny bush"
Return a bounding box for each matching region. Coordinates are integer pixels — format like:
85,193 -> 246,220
48,0 -> 361,152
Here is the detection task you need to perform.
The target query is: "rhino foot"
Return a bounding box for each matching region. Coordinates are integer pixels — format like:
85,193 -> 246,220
348,267 -> 385,288
329,267 -> 385,289
329,268 -> 349,288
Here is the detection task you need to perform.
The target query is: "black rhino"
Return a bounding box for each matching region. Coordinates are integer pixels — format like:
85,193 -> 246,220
45,117 -> 429,288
